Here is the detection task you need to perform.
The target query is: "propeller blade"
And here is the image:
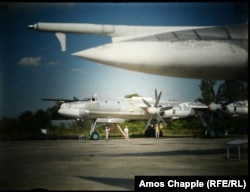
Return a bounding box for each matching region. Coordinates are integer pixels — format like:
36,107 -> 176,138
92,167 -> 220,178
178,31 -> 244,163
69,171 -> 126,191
210,86 -> 216,102
156,113 -> 166,124
145,115 -> 153,130
144,89 -> 165,130
154,91 -> 162,107
209,112 -> 214,124
160,106 -> 173,112
214,84 -> 222,103
222,100 -> 232,107
142,98 -> 151,107
155,89 -> 158,101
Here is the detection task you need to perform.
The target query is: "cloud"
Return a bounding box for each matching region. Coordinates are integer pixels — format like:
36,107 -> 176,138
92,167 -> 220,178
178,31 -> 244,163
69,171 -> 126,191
18,57 -> 42,67
47,61 -> 58,66
71,68 -> 84,73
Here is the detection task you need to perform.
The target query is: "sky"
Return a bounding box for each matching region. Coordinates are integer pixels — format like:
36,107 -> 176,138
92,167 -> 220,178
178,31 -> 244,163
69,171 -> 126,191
0,2 -> 248,118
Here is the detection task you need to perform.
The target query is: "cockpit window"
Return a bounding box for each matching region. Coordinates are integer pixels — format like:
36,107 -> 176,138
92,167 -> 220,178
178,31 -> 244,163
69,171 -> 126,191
82,97 -> 96,101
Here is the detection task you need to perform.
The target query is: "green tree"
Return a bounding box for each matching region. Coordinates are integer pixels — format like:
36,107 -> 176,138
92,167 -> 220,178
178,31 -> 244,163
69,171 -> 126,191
33,109 -> 51,129
18,111 -> 34,132
0,117 -> 18,135
198,80 -> 216,105
125,93 -> 140,98
198,80 -> 248,105
46,104 -> 64,119
223,81 -> 248,102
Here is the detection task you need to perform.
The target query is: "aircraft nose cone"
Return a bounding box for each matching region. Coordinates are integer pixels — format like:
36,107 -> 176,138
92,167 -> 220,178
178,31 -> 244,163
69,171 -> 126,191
72,43 -> 116,62
58,108 -> 72,116
72,42 -> 156,65
28,25 -> 34,29
58,105 -> 89,118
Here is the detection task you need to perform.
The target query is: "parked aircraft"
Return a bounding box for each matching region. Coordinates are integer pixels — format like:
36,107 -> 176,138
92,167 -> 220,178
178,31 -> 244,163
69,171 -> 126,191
44,88 -> 248,139
28,22 -> 248,81
199,99 -> 248,136
208,100 -> 248,119
44,90 -> 209,140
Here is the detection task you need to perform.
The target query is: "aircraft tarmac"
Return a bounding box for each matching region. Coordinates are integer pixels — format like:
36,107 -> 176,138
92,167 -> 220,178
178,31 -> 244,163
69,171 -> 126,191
0,137 -> 248,191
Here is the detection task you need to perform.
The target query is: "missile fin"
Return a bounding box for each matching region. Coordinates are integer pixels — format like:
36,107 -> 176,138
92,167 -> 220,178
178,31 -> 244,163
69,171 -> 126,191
55,32 -> 66,52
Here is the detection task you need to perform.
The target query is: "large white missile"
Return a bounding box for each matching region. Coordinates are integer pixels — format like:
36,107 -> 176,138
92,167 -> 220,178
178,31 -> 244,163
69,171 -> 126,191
28,22 -> 248,80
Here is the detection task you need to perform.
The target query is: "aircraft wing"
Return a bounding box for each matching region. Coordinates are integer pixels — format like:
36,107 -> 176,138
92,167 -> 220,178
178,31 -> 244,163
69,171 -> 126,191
188,101 -> 208,110
119,24 -> 248,43
42,98 -> 79,103
28,22 -> 248,51
28,22 -> 208,42
139,100 -> 174,110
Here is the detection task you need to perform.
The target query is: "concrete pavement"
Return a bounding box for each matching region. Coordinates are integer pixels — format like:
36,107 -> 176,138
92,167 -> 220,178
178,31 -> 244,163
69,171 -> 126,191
0,137 -> 248,190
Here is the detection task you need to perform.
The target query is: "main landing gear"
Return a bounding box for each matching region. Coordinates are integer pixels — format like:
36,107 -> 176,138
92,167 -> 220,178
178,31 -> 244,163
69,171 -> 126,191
89,119 -> 100,140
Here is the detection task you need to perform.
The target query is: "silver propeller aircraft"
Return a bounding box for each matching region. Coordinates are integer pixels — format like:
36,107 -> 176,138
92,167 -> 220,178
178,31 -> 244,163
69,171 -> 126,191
198,100 -> 248,138
28,22 -> 248,81
46,90 -> 208,140
208,100 -> 248,119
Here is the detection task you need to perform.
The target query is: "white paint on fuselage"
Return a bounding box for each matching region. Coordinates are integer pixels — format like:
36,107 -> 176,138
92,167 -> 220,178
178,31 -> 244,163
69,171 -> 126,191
73,40 -> 247,80
58,97 -> 148,119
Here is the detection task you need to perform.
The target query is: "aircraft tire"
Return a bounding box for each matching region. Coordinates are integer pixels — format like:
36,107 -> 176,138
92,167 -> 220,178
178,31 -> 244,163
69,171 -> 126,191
215,126 -> 225,138
216,130 -> 224,138
91,132 -> 99,140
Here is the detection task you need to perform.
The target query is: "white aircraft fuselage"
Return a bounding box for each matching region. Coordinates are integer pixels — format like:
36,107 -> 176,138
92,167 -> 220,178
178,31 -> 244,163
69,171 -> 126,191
57,95 -> 248,123
208,100 -> 248,118
58,96 -> 205,121
28,23 -> 248,80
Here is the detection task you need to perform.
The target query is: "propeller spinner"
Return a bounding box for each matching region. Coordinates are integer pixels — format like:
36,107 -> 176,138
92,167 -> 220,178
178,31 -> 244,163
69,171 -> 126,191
142,89 -> 168,130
